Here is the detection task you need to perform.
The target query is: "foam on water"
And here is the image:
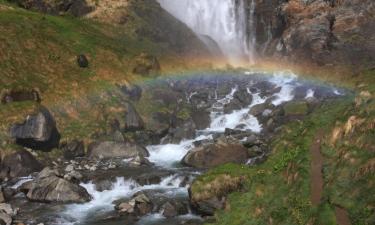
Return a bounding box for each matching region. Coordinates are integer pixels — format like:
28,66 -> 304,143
62,175 -> 188,224
305,89 -> 315,99
147,135 -> 210,168
208,108 -> 262,132
269,71 -> 298,106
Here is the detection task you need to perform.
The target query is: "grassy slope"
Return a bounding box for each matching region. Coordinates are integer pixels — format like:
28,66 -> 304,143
192,70 -> 375,225
0,1 -> 209,153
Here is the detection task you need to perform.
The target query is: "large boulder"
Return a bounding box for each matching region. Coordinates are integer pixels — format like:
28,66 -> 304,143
0,203 -> 15,225
26,167 -> 91,203
87,141 -> 149,159
182,140 -> 249,168
0,150 -> 43,180
10,106 -> 60,151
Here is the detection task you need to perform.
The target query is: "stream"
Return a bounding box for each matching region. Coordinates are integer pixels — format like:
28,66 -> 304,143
9,70 -> 344,225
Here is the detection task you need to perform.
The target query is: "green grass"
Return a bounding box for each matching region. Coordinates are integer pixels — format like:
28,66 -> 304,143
193,69 -> 375,225
191,97 -> 355,225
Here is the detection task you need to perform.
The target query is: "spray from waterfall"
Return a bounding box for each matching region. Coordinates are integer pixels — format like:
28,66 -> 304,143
157,0 -> 257,65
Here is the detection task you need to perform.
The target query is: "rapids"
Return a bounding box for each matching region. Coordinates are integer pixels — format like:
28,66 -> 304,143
9,70 -> 345,225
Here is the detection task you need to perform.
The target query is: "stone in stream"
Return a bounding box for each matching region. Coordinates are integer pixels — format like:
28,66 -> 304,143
10,106 -> 60,151
115,192 -> 153,216
25,167 -> 91,203
87,141 -> 149,159
182,140 -> 249,168
0,150 -> 43,180
161,201 -> 189,218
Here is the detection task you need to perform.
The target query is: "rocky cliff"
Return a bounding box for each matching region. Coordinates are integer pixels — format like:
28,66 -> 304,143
252,0 -> 375,70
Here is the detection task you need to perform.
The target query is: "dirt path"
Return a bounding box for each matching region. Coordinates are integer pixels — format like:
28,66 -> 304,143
310,130 -> 324,206
335,206 -> 352,225
310,130 -> 352,225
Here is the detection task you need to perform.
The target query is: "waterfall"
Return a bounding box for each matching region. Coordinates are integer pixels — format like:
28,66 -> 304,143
157,0 -> 257,64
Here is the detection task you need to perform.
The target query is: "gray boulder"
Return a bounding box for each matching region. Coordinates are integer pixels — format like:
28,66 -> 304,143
10,106 -> 60,151
0,150 -> 43,179
26,167 -> 91,203
0,203 -> 15,225
87,141 -> 149,159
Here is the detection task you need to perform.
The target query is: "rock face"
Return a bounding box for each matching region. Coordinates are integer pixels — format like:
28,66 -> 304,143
61,140 -> 85,160
87,141 -> 149,159
25,167 -> 91,203
254,0 -> 375,68
182,140 -> 249,168
10,106 -> 60,151
0,150 -> 43,179
125,103 -> 144,131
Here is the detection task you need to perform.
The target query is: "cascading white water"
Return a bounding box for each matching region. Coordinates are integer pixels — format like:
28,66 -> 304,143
157,0 -> 256,64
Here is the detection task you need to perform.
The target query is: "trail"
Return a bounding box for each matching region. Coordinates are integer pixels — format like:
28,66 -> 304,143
310,130 -> 324,206
310,130 -> 352,225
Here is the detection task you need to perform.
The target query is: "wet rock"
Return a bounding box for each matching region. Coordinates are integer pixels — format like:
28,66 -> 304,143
135,172 -> 170,186
77,54 -> 89,68
182,140 -> 249,168
191,108 -> 211,130
0,212 -> 12,225
0,150 -> 43,180
10,106 -> 60,151
128,155 -> 152,167
223,98 -> 242,114
115,192 -> 153,217
125,103 -> 144,131
61,140 -> 85,160
164,119 -> 196,144
249,102 -> 272,117
233,89 -> 252,106
161,202 -> 177,218
26,167 -> 91,203
0,203 -> 15,225
88,141 -> 149,159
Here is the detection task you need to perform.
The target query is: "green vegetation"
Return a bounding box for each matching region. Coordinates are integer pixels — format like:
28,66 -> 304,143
193,69 -> 375,225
